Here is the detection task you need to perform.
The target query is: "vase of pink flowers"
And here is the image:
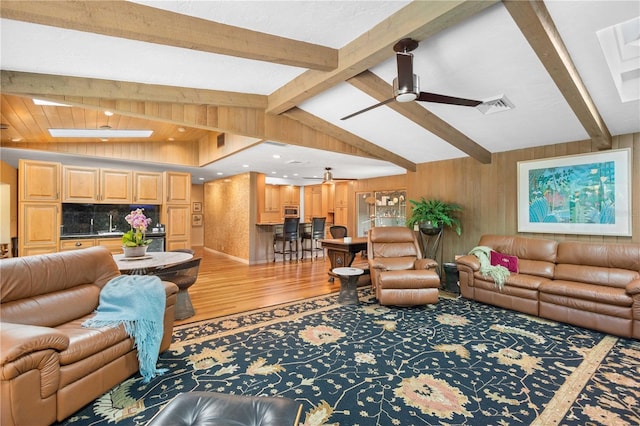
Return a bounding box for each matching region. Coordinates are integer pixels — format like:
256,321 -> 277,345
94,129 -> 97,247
122,208 -> 152,257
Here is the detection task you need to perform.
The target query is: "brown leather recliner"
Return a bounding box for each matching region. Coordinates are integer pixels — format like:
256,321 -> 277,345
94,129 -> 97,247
367,226 -> 440,306
0,247 -> 179,426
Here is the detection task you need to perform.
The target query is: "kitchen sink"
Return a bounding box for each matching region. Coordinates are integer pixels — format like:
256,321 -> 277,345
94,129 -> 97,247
97,231 -> 124,236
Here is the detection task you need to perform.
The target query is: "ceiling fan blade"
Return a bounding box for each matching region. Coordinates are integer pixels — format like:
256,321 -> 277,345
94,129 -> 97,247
417,92 -> 482,107
340,98 -> 395,120
396,52 -> 415,93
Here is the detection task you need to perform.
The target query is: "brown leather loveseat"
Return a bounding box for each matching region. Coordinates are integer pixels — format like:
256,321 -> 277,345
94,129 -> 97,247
456,234 -> 640,339
0,247 -> 179,426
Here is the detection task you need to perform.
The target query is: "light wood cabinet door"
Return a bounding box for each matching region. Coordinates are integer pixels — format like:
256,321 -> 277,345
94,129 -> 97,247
265,185 -> 281,212
134,171 -> 163,204
100,169 -> 132,203
280,185 -> 300,205
164,204 -> 190,248
334,206 -> 348,227
20,202 -> 59,254
164,172 -> 191,204
19,160 -> 60,202
334,182 -> 349,207
96,238 -> 124,254
63,166 -> 99,203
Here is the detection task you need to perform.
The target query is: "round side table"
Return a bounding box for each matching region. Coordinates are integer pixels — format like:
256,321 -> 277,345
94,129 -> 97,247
333,267 -> 364,305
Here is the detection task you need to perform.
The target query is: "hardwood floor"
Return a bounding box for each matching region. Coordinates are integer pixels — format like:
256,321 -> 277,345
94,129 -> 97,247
175,247 -> 370,326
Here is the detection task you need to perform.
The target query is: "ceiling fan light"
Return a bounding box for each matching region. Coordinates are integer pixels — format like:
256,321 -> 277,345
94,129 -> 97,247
393,75 -> 419,102
323,170 -> 333,182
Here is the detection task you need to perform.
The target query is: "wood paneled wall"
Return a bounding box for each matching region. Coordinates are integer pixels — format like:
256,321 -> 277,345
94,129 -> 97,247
203,172 -> 257,262
1,140 -> 200,167
405,133 -> 639,262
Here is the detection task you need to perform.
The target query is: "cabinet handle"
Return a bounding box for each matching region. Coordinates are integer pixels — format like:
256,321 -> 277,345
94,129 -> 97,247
75,242 -> 82,247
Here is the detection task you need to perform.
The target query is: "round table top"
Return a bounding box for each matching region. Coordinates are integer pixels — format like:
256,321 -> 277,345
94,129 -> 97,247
333,267 -> 364,276
113,251 -> 193,272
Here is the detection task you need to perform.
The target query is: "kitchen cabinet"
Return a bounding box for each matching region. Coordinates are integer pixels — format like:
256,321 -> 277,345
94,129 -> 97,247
19,202 -> 59,255
280,185 -> 300,205
96,238 -> 124,254
19,160 -> 61,255
19,159 -> 60,202
304,184 -> 332,223
134,171 -> 163,204
163,172 -> 191,250
63,166 -> 132,203
164,171 -> 191,204
60,239 -> 96,251
265,184 -> 281,213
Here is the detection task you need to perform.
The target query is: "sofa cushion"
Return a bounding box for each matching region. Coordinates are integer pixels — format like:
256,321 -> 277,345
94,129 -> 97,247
540,280 -> 633,307
479,235 -> 557,278
56,317 -> 131,365
557,241 -> 640,272
370,257 -> 418,271
474,271 -> 549,291
555,264 -> 639,289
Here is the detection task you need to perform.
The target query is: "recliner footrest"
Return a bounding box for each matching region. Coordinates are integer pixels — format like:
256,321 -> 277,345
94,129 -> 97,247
379,270 -> 440,289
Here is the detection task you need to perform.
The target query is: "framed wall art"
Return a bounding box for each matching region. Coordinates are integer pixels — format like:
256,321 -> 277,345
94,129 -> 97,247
192,214 -> 203,227
192,202 -> 202,213
517,148 -> 632,236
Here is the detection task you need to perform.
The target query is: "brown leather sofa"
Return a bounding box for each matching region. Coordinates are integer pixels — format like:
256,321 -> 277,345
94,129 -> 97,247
367,226 -> 440,306
0,247 -> 179,426
456,234 -> 640,339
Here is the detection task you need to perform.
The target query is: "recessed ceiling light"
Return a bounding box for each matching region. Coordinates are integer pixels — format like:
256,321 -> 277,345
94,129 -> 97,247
33,99 -> 70,107
198,177 -> 205,181
242,164 -> 249,168
283,175 -> 288,178
177,127 -> 186,132
11,137 -> 22,142
272,154 -> 280,159
104,111 -> 114,117
293,173 -> 299,176
48,129 -> 153,138
168,137 -> 175,141
271,171 -> 277,174
216,172 -> 223,175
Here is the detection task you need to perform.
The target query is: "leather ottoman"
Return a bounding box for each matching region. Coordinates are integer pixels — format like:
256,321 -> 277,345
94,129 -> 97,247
148,392 -> 303,426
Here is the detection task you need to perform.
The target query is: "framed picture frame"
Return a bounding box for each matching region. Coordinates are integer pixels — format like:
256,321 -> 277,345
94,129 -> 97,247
192,214 -> 203,227
192,202 -> 202,213
517,148 -> 632,236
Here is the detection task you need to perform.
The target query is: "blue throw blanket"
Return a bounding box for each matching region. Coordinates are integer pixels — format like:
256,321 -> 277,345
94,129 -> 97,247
83,275 -> 167,383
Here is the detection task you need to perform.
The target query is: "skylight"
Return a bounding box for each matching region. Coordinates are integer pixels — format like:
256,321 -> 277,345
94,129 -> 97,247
597,16 -> 640,102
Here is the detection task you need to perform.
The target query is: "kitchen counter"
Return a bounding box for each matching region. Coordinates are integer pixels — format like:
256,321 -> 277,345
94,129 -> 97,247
61,232 -> 166,240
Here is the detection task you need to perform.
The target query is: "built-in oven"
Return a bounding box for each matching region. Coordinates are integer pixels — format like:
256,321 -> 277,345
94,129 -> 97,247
283,205 -> 299,218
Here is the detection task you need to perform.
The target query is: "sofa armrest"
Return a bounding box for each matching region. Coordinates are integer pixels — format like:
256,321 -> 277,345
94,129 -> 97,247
456,254 -> 480,271
368,259 -> 389,271
1,322 -> 69,366
627,278 -> 640,295
415,258 -> 438,270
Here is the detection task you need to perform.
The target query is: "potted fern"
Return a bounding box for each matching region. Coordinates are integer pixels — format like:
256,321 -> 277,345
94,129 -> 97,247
406,198 -> 462,236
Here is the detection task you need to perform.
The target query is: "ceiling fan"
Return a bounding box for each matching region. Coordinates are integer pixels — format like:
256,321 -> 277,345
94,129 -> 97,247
341,38 -> 483,120
304,167 -> 352,183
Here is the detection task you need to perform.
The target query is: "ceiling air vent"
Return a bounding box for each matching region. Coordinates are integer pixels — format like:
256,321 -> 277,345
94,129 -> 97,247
477,95 -> 515,115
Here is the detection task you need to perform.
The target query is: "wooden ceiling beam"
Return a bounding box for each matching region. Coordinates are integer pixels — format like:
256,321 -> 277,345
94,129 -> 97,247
503,0 -> 611,149
283,107 -> 416,171
348,71 -> 492,164
0,0 -> 337,71
1,71 -> 267,109
267,0 -> 499,115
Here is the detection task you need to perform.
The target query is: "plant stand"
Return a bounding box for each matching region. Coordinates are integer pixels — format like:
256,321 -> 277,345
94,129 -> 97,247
419,226 -> 443,279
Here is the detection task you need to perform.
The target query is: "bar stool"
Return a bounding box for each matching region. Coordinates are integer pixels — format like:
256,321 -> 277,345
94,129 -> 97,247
273,217 -> 300,262
301,217 -> 326,260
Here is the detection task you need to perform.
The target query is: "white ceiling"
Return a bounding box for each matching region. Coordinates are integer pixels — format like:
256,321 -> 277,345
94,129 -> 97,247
1,1 -> 639,185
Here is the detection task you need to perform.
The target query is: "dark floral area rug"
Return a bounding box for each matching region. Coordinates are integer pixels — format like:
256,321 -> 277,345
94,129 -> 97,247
58,289 -> 639,426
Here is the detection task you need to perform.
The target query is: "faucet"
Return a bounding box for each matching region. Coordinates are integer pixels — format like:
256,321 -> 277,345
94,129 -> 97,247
90,218 -> 94,234
109,215 -> 113,231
